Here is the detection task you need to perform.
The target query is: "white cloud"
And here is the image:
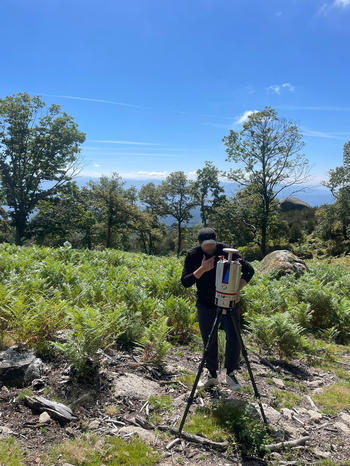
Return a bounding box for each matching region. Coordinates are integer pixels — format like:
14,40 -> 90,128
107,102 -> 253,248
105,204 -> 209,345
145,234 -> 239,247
302,127 -> 350,140
318,0 -> 350,16
41,93 -> 142,109
88,139 -> 161,146
334,0 -> 350,7
267,82 -> 295,94
235,110 -> 259,124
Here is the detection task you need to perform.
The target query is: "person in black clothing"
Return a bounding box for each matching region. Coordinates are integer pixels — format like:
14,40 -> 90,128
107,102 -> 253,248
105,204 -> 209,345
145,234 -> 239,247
181,227 -> 255,390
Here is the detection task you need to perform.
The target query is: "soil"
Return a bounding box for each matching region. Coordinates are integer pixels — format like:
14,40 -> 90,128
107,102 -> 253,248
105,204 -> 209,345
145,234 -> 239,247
1,342 -> 350,465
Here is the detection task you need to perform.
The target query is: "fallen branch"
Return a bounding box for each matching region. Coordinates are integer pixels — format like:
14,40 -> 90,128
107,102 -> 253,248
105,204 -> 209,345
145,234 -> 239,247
265,436 -> 310,452
157,425 -> 229,450
134,415 -> 229,451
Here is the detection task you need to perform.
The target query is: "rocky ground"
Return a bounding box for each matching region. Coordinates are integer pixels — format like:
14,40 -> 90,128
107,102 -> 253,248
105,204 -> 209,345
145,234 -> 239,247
1,339 -> 350,465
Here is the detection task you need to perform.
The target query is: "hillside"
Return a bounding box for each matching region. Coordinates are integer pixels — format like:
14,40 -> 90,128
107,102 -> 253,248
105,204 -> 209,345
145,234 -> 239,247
0,243 -> 350,465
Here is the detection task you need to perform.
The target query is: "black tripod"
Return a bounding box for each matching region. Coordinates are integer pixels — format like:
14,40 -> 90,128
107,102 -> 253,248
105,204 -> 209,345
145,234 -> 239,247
178,304 -> 268,435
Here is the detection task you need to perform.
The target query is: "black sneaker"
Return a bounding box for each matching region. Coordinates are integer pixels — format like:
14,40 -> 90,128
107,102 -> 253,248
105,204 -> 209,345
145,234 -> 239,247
226,371 -> 241,391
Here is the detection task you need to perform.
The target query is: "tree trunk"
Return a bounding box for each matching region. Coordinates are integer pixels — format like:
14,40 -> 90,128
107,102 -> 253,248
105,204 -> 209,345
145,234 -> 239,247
261,220 -> 267,257
106,212 -> 112,248
177,222 -> 182,257
343,219 -> 348,241
15,214 -> 27,246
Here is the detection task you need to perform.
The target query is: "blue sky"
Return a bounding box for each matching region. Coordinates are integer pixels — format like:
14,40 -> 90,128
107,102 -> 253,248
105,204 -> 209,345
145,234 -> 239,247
1,0 -> 350,196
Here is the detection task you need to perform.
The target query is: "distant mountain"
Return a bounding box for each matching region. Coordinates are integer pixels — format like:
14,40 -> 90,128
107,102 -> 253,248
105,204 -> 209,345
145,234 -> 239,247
74,176 -> 334,208
71,176 -> 335,228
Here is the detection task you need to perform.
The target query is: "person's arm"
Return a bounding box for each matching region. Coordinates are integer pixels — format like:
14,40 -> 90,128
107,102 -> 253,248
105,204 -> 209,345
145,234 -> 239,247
181,253 -> 215,287
239,257 -> 254,286
181,252 -> 196,288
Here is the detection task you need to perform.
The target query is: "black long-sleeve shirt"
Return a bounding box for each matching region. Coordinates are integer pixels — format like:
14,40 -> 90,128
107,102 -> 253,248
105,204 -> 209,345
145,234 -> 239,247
181,242 -> 255,306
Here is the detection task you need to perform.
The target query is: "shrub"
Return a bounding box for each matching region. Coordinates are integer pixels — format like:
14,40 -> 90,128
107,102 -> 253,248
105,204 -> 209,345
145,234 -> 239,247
136,315 -> 172,369
51,305 -> 126,377
247,312 -> 305,359
161,296 -> 197,343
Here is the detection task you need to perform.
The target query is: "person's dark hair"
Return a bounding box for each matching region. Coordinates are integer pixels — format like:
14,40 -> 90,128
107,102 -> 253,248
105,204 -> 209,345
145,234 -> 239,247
197,227 -> 216,245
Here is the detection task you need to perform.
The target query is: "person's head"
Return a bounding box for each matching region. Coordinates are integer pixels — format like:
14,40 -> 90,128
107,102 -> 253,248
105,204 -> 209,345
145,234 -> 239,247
197,227 -> 217,257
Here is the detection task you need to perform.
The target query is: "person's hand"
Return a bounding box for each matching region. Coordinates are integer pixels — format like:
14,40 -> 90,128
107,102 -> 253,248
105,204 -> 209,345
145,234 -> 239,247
200,255 -> 215,273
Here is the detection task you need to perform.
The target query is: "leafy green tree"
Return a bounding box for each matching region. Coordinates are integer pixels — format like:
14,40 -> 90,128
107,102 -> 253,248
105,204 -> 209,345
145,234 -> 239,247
222,106 -> 309,255
160,171 -> 196,256
191,161 -> 225,226
138,183 -> 166,255
29,181 -> 96,248
86,172 -> 139,249
0,92 -> 85,245
323,141 -> 350,240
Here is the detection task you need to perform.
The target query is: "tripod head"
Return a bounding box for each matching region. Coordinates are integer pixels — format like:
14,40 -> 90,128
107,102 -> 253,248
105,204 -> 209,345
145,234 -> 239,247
215,247 -> 242,309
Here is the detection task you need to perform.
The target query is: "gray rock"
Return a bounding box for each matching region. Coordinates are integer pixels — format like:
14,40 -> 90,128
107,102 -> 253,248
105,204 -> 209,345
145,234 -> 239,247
0,346 -> 36,387
114,372 -> 161,400
88,419 -> 100,429
0,426 -> 16,437
280,408 -> 294,420
308,410 -> 323,422
39,411 -> 51,423
257,250 -> 308,278
340,412 -> 350,425
117,426 -> 161,446
280,197 -> 311,212
272,377 -> 285,389
334,421 -> 350,434
313,448 -> 331,459
24,358 -> 47,383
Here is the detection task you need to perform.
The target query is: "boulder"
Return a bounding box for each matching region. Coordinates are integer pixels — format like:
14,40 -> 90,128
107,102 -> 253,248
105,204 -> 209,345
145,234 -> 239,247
280,197 -> 311,212
258,250 -> 308,277
0,346 -> 46,387
114,372 -> 160,400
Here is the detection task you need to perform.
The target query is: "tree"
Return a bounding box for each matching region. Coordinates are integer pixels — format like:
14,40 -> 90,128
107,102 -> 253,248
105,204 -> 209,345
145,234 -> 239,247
87,172 -> 139,249
138,182 -> 166,255
191,161 -> 225,226
29,181 -> 96,248
160,171 -> 196,256
0,92 -> 85,245
322,141 -> 350,240
222,106 -> 310,255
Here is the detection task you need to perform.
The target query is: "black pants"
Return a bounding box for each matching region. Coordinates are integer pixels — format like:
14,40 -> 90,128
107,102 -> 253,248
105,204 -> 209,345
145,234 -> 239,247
196,299 -> 241,375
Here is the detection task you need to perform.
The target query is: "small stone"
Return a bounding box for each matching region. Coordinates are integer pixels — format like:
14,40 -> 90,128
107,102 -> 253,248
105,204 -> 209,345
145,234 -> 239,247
313,448 -> 331,459
88,419 -> 100,429
334,421 -> 350,434
39,411 -> 51,424
118,426 -> 160,446
340,412 -> 350,426
264,405 -> 281,423
272,377 -> 285,389
312,388 -> 323,395
308,410 -> 323,422
298,407 -> 308,414
280,408 -> 294,419
307,380 -> 323,388
0,426 -> 16,436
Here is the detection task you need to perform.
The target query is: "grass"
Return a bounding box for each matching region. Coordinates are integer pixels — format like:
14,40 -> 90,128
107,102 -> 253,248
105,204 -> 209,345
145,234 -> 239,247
177,399 -> 270,457
148,394 -> 173,424
0,437 -> 25,466
15,388 -> 33,402
41,432 -> 161,465
271,388 -> 303,409
313,381 -> 350,415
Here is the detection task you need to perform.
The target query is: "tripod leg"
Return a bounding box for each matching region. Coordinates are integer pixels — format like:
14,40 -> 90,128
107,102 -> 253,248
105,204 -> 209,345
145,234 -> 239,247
178,306 -> 223,435
229,306 -> 268,426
